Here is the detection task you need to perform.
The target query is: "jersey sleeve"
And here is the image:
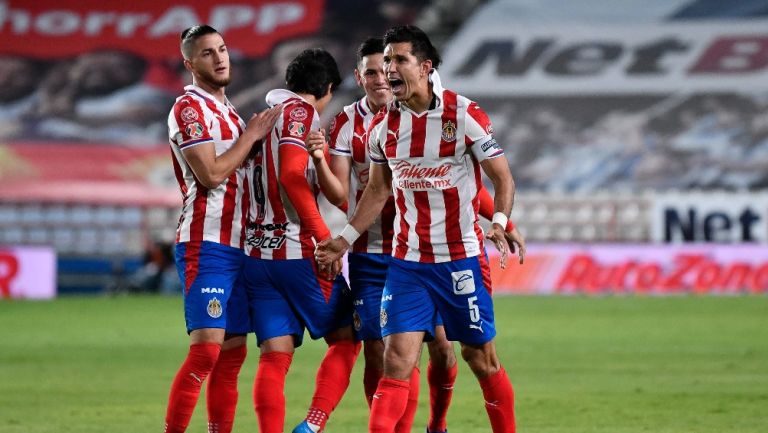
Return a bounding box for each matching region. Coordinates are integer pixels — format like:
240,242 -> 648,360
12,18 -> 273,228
171,97 -> 214,150
278,102 -> 315,150
278,144 -> 332,241
328,111 -> 352,157
367,110 -> 388,164
466,101 -> 504,161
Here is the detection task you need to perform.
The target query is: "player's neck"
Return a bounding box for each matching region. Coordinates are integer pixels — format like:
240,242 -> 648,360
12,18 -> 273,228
297,93 -> 318,108
402,87 -> 433,114
194,80 -> 227,104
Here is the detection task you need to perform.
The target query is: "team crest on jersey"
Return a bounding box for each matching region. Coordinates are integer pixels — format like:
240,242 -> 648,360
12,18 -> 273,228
185,122 -> 204,138
379,308 -> 388,328
289,106 -> 308,121
207,297 -> 223,318
353,311 -> 362,331
486,124 -> 494,135
180,106 -> 199,123
288,121 -> 306,137
441,120 -> 457,142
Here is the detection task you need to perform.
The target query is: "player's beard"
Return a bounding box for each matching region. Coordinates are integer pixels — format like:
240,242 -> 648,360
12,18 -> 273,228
199,69 -> 231,88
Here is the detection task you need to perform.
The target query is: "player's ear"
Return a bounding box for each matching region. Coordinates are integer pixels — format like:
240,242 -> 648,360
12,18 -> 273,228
420,59 -> 432,78
183,58 -> 193,73
354,68 -> 363,87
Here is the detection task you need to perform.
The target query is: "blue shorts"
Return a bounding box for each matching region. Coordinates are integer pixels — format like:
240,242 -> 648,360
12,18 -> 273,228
348,253 -> 390,341
175,241 -> 249,334
242,257 -> 353,347
381,256 -> 496,345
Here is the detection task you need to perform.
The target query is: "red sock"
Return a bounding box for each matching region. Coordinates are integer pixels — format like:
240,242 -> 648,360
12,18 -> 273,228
164,343 -> 221,433
427,361 -> 458,432
253,351 -> 293,433
206,345 -> 247,433
305,340 -> 361,431
394,368 -> 420,433
369,377 -> 410,433
363,366 -> 383,408
478,367 -> 516,433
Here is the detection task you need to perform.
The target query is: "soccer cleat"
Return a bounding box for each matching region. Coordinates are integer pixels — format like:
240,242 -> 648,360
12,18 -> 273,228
292,420 -> 318,433
427,429 -> 447,433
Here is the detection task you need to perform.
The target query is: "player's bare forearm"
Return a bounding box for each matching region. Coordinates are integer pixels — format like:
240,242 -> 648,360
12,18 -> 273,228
480,156 -> 514,218
184,105 -> 280,188
347,163 -> 391,234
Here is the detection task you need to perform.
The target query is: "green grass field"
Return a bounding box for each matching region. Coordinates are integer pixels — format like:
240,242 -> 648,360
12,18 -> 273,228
1,295 -> 766,433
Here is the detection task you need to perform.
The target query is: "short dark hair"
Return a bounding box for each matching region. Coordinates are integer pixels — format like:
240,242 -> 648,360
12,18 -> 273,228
285,48 -> 341,100
357,37 -> 384,62
383,25 -> 441,69
180,25 -> 219,59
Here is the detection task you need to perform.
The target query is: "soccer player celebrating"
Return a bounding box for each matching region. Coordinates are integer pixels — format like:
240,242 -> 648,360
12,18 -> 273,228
164,25 -> 280,433
306,37 -> 525,433
241,48 -> 360,433
315,26 -> 520,433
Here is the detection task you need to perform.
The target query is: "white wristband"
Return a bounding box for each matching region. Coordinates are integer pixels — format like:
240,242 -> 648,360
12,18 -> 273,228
339,224 -> 361,245
491,212 -> 508,229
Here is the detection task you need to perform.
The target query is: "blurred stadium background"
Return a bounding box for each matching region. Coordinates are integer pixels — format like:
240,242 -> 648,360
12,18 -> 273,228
2,0 -> 767,297
1,1 -> 767,433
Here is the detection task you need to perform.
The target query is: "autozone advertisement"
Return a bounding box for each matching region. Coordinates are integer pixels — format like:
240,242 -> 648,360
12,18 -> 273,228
0,0 -> 323,58
441,20 -> 768,95
0,246 -> 56,299
487,244 -> 768,294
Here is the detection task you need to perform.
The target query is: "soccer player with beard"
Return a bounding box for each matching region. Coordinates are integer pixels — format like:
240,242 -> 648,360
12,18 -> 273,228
164,25 -> 280,433
315,26 -> 520,433
304,37 -> 525,433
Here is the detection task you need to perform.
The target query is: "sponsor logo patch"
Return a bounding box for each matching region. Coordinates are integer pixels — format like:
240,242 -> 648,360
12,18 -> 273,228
207,297 -> 223,318
288,121 -> 306,137
181,106 -> 199,123
185,122 -> 204,139
201,287 -> 224,294
481,138 -> 500,153
289,106 -> 308,121
441,120 -> 457,142
451,270 -> 476,295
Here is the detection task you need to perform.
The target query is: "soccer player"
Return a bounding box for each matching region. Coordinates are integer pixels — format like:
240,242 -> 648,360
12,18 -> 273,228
164,25 -> 281,433
306,37 -> 525,433
315,25 -> 519,433
241,48 -> 360,433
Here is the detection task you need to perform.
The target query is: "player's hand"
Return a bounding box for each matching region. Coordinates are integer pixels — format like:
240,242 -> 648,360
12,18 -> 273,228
504,226 -> 526,265
486,223 -> 508,269
306,129 -> 326,163
247,105 -> 282,141
315,237 -> 349,273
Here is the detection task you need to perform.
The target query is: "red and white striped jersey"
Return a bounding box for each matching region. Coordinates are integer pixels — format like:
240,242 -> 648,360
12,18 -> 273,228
367,71 -> 506,263
245,89 -> 323,260
328,96 -> 396,255
168,85 -> 248,248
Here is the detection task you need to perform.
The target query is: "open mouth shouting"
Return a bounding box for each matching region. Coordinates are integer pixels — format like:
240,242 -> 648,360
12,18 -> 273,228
388,78 -> 405,95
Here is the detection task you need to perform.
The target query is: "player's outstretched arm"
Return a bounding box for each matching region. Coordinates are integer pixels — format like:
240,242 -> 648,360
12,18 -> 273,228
184,105 -> 281,188
315,162 -> 391,270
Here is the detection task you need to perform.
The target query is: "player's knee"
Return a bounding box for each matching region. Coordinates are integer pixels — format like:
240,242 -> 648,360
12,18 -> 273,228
427,338 -> 456,368
460,343 -> 500,379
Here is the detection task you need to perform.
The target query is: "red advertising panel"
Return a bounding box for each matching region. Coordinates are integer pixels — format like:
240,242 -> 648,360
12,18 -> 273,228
488,244 -> 768,295
0,142 -> 179,206
0,0 -> 324,59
